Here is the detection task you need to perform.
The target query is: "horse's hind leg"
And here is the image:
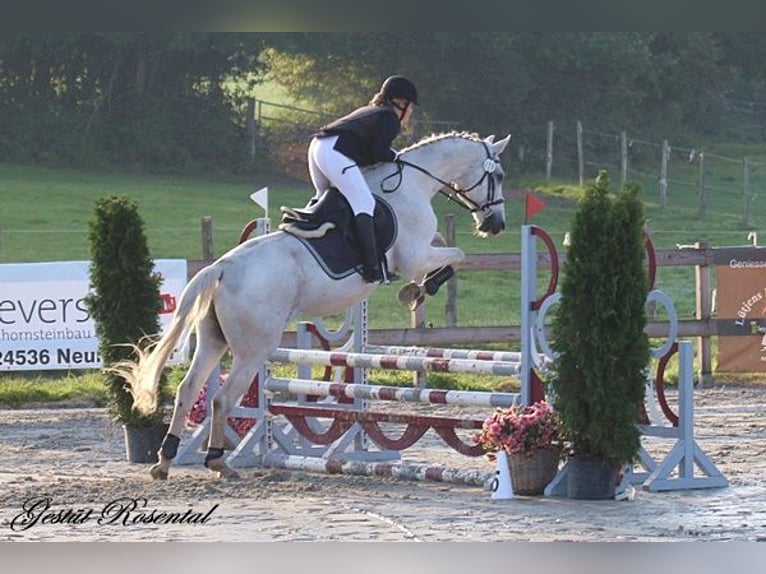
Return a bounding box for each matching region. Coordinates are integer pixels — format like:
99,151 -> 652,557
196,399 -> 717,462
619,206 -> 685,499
204,349 -> 273,479
149,313 -> 227,480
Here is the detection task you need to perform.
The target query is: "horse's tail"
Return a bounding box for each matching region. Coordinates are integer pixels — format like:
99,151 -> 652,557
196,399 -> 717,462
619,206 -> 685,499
111,264 -> 223,416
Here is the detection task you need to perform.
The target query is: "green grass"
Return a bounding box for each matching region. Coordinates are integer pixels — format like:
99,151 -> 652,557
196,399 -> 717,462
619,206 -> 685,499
0,162 -> 311,262
0,371 -> 110,408
2,146 -> 765,406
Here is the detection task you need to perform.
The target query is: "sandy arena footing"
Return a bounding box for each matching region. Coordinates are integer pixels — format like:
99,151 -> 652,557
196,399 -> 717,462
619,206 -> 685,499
0,383 -> 764,541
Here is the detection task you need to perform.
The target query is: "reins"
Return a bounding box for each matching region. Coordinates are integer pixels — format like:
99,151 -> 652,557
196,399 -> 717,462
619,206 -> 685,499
380,141 -> 503,214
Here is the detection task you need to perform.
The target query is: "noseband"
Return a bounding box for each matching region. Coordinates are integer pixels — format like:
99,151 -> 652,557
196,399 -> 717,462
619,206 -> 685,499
381,142 -> 503,214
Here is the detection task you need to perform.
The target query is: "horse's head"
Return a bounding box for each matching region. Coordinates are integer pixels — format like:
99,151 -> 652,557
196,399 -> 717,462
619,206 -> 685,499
457,133 -> 511,237
394,132 -> 512,238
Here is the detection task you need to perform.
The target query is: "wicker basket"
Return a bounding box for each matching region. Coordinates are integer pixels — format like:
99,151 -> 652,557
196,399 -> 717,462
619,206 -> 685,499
507,448 -> 560,495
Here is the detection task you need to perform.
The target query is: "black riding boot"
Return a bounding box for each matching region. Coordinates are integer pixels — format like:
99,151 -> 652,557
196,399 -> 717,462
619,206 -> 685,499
353,213 -> 383,283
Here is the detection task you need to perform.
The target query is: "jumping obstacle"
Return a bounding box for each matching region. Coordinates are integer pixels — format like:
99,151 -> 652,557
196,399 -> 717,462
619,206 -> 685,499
258,454 -> 491,486
219,306 -> 527,481
363,345 -> 523,363
264,376 -> 520,409
175,310 -> 526,484
177,218 -> 727,493
226,233 -> 543,480
174,220 -> 538,484
268,348 -> 522,377
632,340 -> 729,491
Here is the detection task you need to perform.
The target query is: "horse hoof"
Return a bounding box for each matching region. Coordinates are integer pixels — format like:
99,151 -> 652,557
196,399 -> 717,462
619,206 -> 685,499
149,464 -> 168,481
398,283 -> 424,309
214,467 -> 241,480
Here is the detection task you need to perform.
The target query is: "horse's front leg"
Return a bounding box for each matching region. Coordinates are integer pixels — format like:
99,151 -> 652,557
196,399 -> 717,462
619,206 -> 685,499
403,245 -> 465,281
396,246 -> 465,310
421,233 -> 457,294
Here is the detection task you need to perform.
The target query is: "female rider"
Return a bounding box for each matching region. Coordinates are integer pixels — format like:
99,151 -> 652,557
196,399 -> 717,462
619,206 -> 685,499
307,75 -> 418,283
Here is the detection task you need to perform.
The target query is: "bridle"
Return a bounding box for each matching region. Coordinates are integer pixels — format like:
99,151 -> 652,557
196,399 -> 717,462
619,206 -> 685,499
381,141 -> 504,215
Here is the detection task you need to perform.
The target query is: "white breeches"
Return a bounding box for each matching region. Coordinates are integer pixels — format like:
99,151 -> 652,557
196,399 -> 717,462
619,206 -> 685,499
307,135 -> 375,216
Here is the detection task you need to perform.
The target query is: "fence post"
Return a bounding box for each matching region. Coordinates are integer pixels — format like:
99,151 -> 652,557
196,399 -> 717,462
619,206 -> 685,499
660,139 -> 669,208
620,130 -> 628,188
246,97 -> 257,165
546,121 -> 554,181
743,156 -> 752,226
577,120 -> 584,185
697,150 -> 707,218
201,216 -> 214,262
410,301 -> 427,388
695,240 -> 713,388
445,214 -> 458,327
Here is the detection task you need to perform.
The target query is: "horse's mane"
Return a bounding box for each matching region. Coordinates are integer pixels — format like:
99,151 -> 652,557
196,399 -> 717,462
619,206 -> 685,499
399,130 -> 482,154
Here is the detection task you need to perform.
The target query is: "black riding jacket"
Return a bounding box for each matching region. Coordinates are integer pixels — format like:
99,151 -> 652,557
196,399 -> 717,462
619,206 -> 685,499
314,105 -> 400,167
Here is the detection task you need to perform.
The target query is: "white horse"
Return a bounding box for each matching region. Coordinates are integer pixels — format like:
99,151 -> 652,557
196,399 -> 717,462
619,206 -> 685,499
120,131 -> 511,480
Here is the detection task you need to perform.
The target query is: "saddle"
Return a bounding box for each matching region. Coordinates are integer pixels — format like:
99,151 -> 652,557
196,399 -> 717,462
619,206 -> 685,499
279,188 -> 397,280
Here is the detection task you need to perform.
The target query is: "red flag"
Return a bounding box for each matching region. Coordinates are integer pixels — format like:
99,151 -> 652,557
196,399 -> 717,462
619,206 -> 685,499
524,193 -> 546,223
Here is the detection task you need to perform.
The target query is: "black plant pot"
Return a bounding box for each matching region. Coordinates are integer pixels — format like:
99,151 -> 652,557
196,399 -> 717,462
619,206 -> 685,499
566,456 -> 618,500
122,423 -> 169,463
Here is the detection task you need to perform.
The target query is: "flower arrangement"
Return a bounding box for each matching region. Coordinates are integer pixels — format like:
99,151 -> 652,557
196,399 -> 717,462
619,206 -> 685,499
186,375 -> 259,437
473,400 -> 562,460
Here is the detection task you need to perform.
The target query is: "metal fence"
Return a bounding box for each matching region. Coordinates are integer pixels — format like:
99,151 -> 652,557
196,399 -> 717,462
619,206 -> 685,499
243,98 -> 460,181
520,119 -> 766,230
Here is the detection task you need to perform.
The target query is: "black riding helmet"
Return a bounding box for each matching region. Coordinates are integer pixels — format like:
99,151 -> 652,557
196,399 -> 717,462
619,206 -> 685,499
380,75 -> 418,105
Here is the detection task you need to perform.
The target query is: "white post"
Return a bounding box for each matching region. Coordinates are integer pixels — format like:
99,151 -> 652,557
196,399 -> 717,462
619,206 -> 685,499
352,301 -> 370,452
520,225 -> 536,406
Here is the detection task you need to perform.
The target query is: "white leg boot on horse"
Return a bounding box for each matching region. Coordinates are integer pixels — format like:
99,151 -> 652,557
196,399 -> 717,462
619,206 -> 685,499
113,132 -> 511,481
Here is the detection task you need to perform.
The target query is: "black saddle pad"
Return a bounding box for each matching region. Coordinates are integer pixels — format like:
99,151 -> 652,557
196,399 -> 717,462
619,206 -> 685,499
284,188 -> 397,280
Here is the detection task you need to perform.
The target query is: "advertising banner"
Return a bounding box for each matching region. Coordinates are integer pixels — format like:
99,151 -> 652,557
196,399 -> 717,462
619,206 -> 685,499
716,259 -> 766,372
0,260 -> 188,371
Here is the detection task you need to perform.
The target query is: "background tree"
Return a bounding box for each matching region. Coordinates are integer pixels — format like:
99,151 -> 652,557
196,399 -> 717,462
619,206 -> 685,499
263,33 -> 731,150
0,32 -> 763,174
0,33 -> 266,171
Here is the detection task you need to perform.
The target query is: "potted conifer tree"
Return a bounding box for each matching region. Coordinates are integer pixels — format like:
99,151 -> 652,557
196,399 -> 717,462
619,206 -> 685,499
548,171 -> 650,499
85,195 -> 169,463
